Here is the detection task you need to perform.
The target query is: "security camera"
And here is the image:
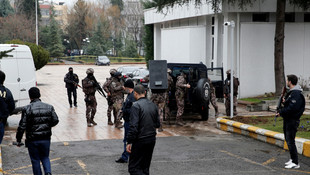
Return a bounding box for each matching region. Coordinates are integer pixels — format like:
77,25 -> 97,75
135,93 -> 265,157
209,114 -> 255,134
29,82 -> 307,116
224,22 -> 231,26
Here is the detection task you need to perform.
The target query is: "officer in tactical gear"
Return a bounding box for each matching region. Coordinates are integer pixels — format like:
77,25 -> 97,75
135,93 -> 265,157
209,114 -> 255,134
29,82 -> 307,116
208,77 -> 219,117
103,68 -> 117,125
64,67 -> 79,108
82,68 -> 98,127
175,71 -> 190,126
223,69 -> 239,116
109,71 -> 124,128
165,68 -> 174,124
150,90 -> 166,132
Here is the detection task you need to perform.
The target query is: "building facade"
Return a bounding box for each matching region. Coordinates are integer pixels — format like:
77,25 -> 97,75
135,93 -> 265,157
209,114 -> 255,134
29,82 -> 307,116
144,0 -> 310,98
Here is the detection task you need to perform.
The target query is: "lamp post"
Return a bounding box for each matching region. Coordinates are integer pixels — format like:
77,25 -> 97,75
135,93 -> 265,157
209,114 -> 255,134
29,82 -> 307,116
35,0 -> 38,45
224,21 -> 235,119
82,38 -> 90,55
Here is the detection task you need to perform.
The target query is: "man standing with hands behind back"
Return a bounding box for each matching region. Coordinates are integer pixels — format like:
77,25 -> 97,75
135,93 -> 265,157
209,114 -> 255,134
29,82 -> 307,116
277,74 -> 305,169
126,84 -> 160,175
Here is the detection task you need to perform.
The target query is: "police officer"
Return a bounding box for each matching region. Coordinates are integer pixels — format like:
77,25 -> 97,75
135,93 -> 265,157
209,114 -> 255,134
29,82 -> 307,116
0,70 -> 15,144
208,78 -> 219,117
165,68 -> 174,124
223,69 -> 239,116
175,71 -> 190,126
82,68 -> 98,127
103,69 -> 117,125
64,67 -> 79,108
109,72 -> 124,128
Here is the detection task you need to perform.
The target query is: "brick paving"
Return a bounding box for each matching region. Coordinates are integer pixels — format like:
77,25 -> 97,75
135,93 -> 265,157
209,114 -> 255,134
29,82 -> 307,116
4,64 -> 226,144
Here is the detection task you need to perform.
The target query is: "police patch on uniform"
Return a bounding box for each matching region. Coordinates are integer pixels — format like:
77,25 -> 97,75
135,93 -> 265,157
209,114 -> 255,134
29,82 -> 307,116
292,99 -> 296,103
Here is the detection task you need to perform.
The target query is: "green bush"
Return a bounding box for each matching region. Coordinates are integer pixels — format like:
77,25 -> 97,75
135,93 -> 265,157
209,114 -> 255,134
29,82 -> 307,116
6,39 -> 50,70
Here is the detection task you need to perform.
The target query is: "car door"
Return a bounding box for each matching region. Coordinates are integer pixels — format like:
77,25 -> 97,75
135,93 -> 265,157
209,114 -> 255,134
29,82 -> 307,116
207,67 -> 224,98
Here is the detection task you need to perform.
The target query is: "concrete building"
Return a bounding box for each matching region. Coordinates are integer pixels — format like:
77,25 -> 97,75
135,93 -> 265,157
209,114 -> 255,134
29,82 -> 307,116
39,0 -> 68,28
144,0 -> 310,98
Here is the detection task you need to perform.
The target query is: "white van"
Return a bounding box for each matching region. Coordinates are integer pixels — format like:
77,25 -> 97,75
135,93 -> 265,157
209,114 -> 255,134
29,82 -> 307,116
0,44 -> 36,109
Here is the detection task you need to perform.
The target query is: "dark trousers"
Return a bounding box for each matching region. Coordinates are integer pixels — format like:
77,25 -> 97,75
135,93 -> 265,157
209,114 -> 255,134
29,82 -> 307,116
283,119 -> 299,164
121,121 -> 130,161
0,121 -> 4,144
128,139 -> 156,175
67,88 -> 77,106
26,139 -> 51,175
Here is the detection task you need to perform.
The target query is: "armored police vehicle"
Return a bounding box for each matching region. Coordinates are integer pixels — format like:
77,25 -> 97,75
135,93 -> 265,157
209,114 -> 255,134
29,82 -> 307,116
148,60 -> 223,121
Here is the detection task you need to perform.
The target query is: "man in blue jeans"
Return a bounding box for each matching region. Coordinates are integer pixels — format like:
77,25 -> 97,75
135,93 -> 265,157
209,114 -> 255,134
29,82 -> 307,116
16,87 -> 59,175
116,79 -> 135,163
277,74 -> 305,169
0,70 -> 15,144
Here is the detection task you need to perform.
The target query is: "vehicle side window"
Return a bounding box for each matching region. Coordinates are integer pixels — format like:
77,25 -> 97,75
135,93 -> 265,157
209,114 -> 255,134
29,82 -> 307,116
199,70 -> 207,78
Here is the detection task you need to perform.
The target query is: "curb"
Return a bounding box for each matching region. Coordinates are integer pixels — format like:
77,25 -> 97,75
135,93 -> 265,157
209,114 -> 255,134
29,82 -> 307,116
216,117 -> 310,158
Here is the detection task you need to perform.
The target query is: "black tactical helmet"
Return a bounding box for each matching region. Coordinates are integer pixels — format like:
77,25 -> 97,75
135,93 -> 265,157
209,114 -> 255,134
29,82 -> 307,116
114,72 -> 122,77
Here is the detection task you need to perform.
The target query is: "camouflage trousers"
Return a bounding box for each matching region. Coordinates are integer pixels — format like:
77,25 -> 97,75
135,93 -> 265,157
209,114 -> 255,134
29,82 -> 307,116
225,95 -> 238,116
210,92 -> 219,114
164,92 -> 171,122
107,104 -> 113,121
112,98 -> 123,123
175,94 -> 184,120
85,95 -> 97,121
154,100 -> 165,124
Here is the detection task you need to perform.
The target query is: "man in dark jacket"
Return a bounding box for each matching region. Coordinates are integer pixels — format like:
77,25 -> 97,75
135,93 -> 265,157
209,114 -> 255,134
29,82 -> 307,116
126,84 -> 160,175
16,87 -> 59,175
277,74 -> 305,169
115,79 -> 135,163
64,67 -> 79,108
0,70 -> 15,144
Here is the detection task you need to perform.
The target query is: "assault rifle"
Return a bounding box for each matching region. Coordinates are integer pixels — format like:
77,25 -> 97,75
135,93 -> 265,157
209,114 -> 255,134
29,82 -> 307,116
273,86 -> 287,126
69,80 -> 82,88
90,76 -> 107,98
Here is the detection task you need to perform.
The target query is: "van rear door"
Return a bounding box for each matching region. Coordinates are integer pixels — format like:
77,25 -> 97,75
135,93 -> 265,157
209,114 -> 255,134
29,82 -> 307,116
0,46 -> 20,106
16,46 -> 36,106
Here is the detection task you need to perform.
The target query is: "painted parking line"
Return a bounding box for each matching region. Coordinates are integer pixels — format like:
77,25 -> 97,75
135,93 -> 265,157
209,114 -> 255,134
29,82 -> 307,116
76,160 -> 89,175
3,158 -> 61,175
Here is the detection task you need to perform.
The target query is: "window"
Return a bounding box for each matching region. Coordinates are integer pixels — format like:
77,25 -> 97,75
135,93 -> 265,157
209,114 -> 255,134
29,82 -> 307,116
252,13 -> 269,22
304,13 -> 310,22
285,13 -> 295,22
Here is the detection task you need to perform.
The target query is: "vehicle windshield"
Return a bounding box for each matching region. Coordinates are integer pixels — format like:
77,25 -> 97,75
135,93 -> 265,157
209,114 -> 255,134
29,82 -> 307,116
98,56 -> 108,60
133,69 -> 149,77
118,67 -> 141,73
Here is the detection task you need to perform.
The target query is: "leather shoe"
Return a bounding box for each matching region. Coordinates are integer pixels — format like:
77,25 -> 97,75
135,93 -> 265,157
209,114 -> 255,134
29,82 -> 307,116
115,158 -> 127,163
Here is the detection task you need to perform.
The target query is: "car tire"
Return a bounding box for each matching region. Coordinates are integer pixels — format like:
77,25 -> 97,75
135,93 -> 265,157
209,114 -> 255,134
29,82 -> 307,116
196,78 -> 210,103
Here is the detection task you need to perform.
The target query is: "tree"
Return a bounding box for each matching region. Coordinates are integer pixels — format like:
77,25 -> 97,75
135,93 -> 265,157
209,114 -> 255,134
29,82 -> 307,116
47,5 -> 65,58
142,0 -> 157,68
110,0 -> 124,11
15,0 -> 41,20
0,0 -> 14,17
122,38 -> 138,57
107,5 -> 124,56
152,0 -> 310,95
87,22 -> 108,56
0,49 -> 14,59
0,14 -> 36,43
6,40 -> 49,70
66,0 -> 90,50
123,0 -> 144,56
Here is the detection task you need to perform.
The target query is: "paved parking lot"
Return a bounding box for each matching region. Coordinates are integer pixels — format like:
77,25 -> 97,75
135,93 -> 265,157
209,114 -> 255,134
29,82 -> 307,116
4,64 -> 225,143
2,64 -> 310,175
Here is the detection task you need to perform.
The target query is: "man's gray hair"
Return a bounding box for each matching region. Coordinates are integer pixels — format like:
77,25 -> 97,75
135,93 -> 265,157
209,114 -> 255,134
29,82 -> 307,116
134,84 -> 145,95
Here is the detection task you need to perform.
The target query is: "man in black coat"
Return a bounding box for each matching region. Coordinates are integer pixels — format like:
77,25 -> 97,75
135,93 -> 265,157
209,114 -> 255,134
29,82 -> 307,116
277,74 -> 305,169
64,67 -> 79,107
0,70 -> 15,144
115,79 -> 135,163
16,87 -> 59,175
126,84 -> 160,175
